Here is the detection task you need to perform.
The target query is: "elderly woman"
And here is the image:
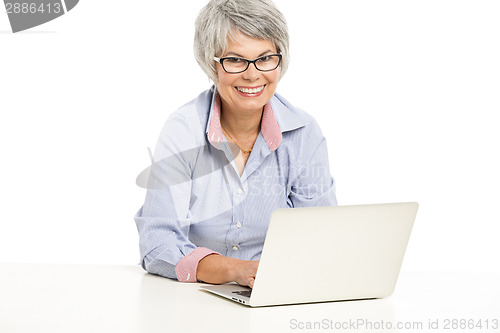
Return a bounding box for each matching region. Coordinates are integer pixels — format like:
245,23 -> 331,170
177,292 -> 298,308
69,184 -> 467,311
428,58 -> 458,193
135,0 -> 337,288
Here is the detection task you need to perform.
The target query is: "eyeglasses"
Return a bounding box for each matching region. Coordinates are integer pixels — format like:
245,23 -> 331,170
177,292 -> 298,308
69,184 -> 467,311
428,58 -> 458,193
214,54 -> 282,74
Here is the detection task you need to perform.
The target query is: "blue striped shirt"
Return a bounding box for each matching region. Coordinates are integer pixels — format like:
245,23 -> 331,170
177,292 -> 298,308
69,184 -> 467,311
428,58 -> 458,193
134,86 -> 337,279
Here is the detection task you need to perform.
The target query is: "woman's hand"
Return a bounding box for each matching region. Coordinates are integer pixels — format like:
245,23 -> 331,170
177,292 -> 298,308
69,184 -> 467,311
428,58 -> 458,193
196,254 -> 259,288
230,259 -> 259,288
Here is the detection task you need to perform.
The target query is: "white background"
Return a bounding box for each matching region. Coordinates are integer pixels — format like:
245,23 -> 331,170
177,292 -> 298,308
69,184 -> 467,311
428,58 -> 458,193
1,0 -> 499,273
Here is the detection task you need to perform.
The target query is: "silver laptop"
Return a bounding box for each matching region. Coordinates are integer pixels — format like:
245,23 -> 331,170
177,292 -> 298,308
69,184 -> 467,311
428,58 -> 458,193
200,202 -> 418,307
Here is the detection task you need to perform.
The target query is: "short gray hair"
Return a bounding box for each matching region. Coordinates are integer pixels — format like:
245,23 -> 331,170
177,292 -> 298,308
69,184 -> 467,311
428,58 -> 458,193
194,0 -> 290,84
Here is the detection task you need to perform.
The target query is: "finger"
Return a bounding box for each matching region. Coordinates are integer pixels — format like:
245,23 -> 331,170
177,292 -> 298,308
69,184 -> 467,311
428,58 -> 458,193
250,262 -> 259,273
248,277 -> 255,289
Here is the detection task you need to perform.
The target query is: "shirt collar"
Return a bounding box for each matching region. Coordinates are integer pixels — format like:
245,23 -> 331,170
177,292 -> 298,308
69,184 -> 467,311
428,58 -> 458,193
206,86 -> 308,151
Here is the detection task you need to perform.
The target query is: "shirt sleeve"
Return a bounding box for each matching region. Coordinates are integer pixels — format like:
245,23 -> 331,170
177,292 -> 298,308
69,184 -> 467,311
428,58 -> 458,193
288,119 -> 338,207
134,112 -> 218,281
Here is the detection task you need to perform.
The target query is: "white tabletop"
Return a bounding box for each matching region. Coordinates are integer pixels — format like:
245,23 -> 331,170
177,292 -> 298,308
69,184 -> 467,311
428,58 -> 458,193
0,264 -> 498,333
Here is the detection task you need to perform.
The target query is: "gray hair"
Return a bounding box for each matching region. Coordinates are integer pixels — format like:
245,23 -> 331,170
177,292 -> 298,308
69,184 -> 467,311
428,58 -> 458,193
194,0 -> 290,84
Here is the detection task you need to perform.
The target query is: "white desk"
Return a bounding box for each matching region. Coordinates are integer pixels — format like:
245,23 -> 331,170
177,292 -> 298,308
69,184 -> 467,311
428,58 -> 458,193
1,264 -> 498,333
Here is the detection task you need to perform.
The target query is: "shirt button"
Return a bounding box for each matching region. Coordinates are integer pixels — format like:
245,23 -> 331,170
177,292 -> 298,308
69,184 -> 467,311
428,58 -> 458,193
237,188 -> 243,195
236,222 -> 242,228
232,246 -> 238,251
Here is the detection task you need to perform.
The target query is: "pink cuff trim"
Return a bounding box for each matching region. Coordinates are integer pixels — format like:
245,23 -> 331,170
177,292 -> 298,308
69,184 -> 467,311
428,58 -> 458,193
175,247 -> 220,282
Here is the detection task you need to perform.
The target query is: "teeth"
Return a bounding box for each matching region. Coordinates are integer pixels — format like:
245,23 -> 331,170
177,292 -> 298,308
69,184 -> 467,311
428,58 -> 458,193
237,86 -> 265,94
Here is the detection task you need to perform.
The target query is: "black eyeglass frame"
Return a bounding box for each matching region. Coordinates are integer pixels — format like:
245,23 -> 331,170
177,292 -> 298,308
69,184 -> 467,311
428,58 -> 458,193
213,54 -> 283,74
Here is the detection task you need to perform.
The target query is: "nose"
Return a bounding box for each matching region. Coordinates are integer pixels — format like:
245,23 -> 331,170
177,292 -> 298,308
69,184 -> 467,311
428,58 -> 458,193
242,62 -> 260,81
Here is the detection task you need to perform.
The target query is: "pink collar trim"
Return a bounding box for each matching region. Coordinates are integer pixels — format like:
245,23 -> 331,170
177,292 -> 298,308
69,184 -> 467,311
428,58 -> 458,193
207,93 -> 282,152
207,95 -> 224,145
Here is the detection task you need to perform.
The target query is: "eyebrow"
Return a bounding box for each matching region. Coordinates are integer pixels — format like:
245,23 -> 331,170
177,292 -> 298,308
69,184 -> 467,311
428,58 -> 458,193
224,50 -> 275,58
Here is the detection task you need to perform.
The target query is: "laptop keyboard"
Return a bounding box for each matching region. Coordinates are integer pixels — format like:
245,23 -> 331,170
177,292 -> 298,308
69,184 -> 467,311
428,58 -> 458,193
232,290 -> 252,298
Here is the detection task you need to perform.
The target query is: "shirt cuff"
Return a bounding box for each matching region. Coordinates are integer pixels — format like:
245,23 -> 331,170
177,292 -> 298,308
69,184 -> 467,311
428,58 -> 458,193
175,247 -> 220,282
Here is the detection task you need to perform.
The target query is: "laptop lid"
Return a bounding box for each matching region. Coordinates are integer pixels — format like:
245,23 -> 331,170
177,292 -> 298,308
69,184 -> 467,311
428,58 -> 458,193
247,202 -> 418,307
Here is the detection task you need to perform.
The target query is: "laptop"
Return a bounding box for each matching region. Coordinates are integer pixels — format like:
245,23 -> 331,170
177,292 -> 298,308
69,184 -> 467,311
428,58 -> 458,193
200,202 -> 418,307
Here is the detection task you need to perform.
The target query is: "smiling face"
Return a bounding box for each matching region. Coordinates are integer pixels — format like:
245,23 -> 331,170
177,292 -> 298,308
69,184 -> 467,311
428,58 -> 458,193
216,30 -> 281,118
